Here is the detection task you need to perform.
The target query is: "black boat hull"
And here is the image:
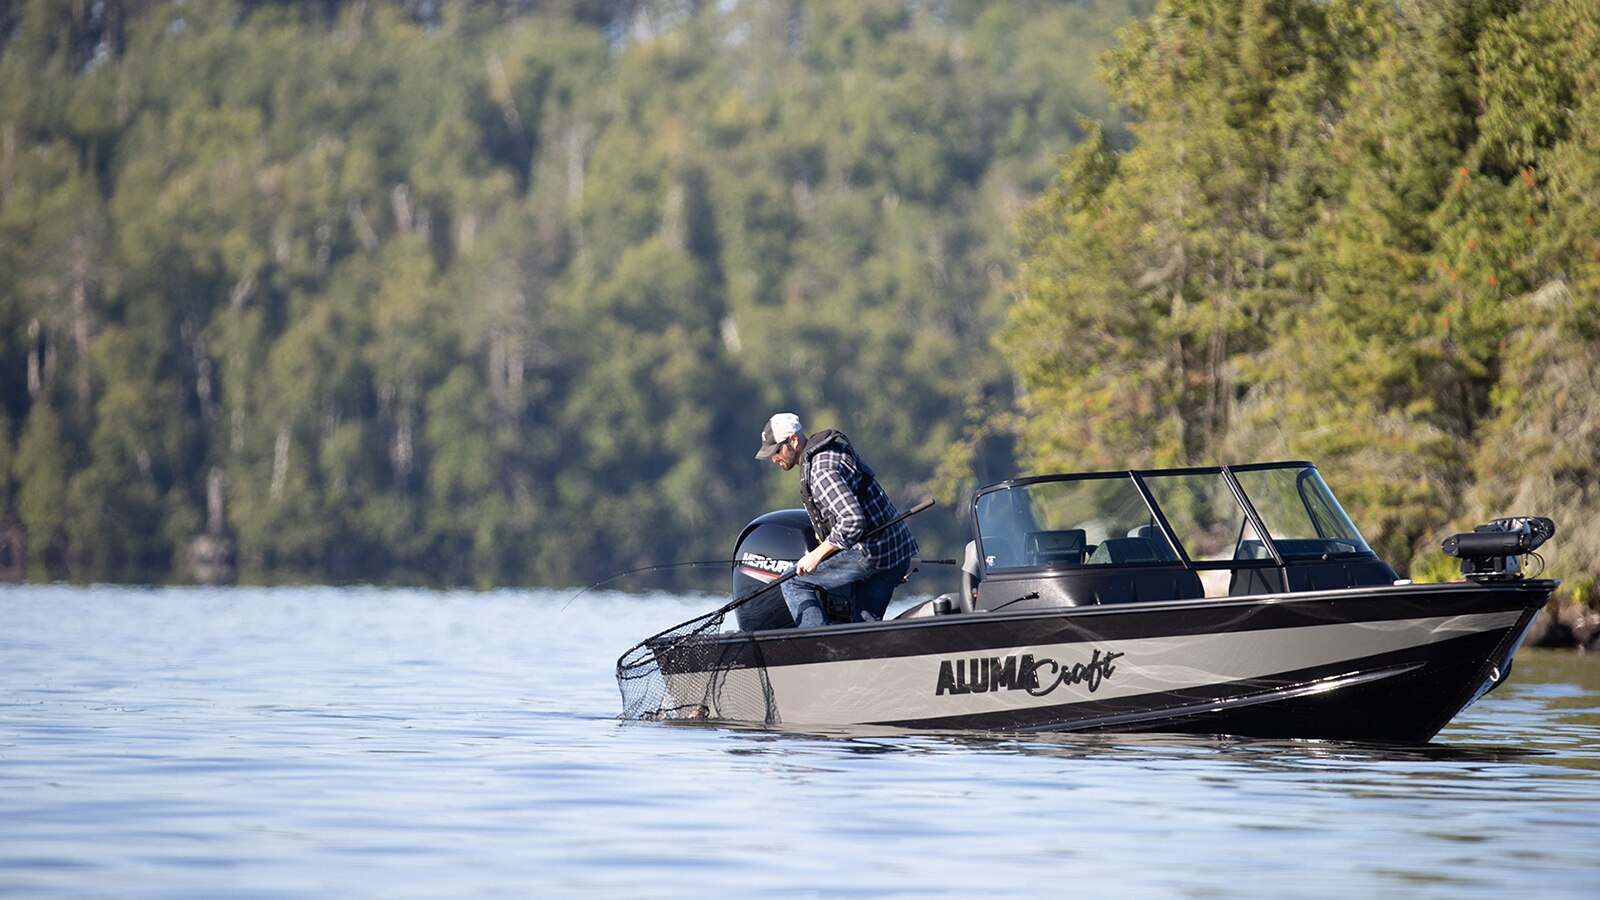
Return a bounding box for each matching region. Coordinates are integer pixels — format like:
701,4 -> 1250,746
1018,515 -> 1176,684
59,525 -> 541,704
653,579 -> 1553,743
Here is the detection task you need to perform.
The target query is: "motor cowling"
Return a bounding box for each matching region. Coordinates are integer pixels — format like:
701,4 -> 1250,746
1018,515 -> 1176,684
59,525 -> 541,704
731,509 -> 816,631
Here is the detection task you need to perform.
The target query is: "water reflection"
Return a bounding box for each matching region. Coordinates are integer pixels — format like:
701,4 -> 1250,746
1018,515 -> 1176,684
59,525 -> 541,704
684,719 -> 1553,765
652,646 -> 1600,784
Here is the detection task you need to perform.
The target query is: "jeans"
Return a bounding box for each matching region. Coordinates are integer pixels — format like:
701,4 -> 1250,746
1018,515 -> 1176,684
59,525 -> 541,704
781,549 -> 910,628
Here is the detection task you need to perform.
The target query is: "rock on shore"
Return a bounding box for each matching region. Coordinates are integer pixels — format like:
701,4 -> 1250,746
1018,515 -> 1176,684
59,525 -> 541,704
1524,600 -> 1600,652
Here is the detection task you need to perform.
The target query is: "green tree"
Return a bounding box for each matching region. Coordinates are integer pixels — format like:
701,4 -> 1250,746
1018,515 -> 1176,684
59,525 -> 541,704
1234,0 -> 1599,567
12,404 -> 68,579
1,0 -> 1151,587
1008,0 -> 1374,472
1458,0 -> 1600,590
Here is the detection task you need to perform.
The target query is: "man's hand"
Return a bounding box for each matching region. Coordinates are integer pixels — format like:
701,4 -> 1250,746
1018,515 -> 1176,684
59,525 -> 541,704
795,541 -> 841,574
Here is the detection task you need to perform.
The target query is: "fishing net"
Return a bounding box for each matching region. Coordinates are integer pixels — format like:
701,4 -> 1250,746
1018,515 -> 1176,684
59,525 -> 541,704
616,499 -> 934,724
615,587 -> 781,724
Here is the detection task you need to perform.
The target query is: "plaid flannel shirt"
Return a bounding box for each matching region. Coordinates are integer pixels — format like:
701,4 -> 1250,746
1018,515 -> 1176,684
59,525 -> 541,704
800,431 -> 919,571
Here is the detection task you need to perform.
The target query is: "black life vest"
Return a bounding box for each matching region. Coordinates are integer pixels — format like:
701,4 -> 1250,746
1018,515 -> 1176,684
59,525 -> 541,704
798,429 -> 878,543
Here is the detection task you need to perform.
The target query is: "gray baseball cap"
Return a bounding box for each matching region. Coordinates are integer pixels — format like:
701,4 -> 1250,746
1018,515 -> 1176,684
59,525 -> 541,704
755,412 -> 802,459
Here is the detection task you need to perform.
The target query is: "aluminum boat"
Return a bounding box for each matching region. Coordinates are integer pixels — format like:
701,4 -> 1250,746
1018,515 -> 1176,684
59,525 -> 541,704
623,461 -> 1556,743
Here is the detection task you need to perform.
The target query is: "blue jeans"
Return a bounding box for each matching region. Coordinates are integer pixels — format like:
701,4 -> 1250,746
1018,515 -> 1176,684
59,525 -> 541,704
781,549 -> 910,628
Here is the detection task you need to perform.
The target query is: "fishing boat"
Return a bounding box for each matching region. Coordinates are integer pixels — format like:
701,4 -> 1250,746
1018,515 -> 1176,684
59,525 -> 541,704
617,461 -> 1557,743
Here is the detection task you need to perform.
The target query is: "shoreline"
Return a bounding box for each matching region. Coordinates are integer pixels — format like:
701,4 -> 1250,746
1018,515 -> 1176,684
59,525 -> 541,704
1525,599 -> 1600,654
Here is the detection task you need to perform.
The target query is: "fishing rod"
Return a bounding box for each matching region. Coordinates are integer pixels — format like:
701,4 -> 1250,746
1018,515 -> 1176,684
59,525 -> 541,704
569,499 -> 949,611
563,559 -> 753,610
635,498 -> 941,635
615,498 -> 944,690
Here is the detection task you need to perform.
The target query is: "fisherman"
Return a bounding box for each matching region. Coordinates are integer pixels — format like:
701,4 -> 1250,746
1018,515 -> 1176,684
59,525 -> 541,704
755,412 -> 919,627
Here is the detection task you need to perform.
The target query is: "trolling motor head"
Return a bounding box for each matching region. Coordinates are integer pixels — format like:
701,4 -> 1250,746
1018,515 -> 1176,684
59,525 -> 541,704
1441,516 -> 1556,580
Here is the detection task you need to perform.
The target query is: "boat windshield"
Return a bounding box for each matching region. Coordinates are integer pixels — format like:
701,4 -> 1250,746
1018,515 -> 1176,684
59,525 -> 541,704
1139,470 -> 1265,563
1230,465 -> 1372,558
975,463 -> 1372,569
974,476 -> 1180,569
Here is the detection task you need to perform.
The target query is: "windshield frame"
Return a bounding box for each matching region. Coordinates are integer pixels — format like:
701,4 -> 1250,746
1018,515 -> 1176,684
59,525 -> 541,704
970,461 -> 1375,573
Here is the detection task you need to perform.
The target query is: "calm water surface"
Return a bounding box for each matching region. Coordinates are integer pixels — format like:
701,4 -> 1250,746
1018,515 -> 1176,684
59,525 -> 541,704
3,585 -> 1598,897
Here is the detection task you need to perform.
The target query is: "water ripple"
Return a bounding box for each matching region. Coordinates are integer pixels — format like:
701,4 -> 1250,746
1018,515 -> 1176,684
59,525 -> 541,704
2,585 -> 1598,897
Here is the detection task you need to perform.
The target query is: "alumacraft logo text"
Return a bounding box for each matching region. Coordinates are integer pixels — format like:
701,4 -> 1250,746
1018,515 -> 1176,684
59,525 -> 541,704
934,649 -> 1125,697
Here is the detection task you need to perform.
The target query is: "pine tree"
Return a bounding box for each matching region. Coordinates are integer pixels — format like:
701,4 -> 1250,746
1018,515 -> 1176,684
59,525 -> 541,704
1008,0 -> 1373,472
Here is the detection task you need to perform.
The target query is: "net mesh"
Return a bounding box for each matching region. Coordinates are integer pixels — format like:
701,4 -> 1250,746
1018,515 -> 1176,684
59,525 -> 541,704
616,499 -> 934,724
616,590 -> 780,724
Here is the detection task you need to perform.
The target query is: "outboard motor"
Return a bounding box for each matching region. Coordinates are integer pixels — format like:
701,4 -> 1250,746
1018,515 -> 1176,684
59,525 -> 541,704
1441,516 -> 1556,580
731,509 -> 816,631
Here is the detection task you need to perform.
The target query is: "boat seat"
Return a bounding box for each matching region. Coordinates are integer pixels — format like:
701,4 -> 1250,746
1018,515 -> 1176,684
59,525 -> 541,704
1235,539 -> 1272,560
979,536 -> 1019,569
1024,529 -> 1086,567
957,541 -> 979,612
1087,537 -> 1162,565
1124,525 -> 1179,561
1229,540 -> 1282,595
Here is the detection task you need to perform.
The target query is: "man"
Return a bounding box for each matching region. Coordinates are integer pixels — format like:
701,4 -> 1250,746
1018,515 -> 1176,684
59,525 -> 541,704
755,412 -> 919,627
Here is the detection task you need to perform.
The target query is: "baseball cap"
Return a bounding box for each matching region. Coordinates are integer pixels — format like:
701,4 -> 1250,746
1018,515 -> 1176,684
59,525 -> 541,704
755,412 -> 803,459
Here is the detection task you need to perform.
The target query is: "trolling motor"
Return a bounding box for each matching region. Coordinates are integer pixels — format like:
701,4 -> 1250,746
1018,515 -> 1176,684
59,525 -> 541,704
1440,516 -> 1556,580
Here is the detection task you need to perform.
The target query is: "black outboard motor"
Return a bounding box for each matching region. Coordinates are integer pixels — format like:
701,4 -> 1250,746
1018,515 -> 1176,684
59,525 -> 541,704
1441,516 -> 1556,580
731,509 -> 816,631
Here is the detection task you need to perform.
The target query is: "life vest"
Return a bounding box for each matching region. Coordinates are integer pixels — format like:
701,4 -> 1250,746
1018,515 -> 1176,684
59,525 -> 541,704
798,429 -> 878,543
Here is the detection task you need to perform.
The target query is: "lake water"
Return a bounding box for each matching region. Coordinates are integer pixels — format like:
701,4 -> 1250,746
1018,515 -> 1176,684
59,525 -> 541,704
3,585 -> 1598,898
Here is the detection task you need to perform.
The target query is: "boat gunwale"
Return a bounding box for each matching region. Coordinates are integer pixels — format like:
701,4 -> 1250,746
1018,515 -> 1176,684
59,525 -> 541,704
676,578 -> 1559,651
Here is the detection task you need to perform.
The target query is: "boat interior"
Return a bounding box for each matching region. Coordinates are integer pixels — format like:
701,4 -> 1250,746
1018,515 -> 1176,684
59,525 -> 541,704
900,461 -> 1402,618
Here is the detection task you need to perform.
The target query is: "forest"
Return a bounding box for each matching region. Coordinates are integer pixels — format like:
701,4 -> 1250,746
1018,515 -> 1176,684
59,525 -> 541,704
0,0 -> 1595,604
1005,0 -> 1598,602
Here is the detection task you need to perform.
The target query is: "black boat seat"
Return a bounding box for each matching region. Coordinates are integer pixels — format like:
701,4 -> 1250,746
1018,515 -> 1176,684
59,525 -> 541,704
1235,539 -> 1273,560
1230,539 -> 1281,595
980,536 -> 1019,569
1087,537 -> 1162,564
1132,522 -> 1184,557
1024,529 -> 1086,566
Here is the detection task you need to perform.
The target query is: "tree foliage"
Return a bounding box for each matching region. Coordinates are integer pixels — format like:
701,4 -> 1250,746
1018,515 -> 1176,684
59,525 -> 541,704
0,0 -> 1144,586
10,0 -> 1592,595
1008,0 -> 1600,587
